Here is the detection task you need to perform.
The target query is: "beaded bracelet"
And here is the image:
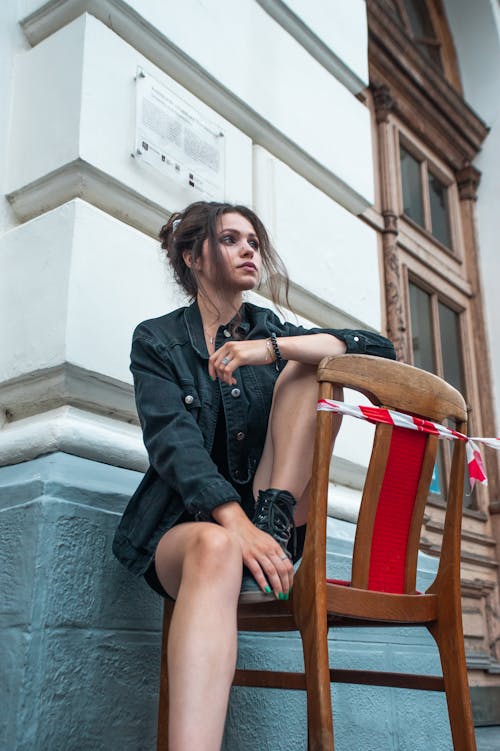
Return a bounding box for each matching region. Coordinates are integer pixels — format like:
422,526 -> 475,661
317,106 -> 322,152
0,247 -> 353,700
270,332 -> 283,371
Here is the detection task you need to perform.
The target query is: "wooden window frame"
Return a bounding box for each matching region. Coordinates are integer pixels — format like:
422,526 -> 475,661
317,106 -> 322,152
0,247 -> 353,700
402,261 -> 486,512
386,0 -> 462,90
394,0 -> 443,67
396,129 -> 462,259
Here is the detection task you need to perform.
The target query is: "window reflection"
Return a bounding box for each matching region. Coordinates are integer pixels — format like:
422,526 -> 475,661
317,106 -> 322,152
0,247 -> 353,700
409,283 -> 435,372
428,172 -> 451,247
400,146 -> 424,227
438,302 -> 464,393
408,282 -> 473,507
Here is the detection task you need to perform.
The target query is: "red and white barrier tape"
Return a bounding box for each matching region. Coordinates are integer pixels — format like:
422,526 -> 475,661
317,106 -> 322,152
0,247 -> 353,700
317,399 -> 500,487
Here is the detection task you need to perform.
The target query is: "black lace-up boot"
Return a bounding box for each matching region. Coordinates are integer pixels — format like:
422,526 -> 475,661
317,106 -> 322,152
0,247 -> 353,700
239,488 -> 297,604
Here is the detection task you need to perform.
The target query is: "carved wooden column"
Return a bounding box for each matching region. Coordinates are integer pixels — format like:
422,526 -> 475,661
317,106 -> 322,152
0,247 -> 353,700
372,83 -> 408,361
457,162 -> 500,506
458,162 -> 500,664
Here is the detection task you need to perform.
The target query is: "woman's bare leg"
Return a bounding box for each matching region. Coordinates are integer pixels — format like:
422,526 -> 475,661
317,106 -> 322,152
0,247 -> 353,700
155,522 -> 243,751
254,361 -> 342,526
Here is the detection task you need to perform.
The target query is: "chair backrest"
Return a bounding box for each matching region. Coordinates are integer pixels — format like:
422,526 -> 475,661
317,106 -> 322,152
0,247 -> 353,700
316,355 -> 467,595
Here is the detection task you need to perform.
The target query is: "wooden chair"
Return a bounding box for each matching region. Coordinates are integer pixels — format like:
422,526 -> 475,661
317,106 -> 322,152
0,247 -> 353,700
157,354 -> 477,751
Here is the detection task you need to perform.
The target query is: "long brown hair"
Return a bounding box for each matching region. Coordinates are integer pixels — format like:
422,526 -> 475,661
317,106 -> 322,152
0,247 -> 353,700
159,201 -> 290,311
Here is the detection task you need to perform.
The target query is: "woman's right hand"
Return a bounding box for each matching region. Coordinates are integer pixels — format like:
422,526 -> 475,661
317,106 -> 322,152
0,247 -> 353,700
212,501 -> 294,597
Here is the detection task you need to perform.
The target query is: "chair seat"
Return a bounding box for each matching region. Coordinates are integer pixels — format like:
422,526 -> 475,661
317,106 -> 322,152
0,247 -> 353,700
237,598 -> 295,632
237,576 -> 436,632
325,581 -> 437,623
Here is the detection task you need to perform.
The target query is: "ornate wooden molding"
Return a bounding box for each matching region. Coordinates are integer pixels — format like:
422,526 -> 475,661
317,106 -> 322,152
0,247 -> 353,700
421,539 -> 499,569
382,232 -> 408,361
367,0 -> 489,169
457,163 -> 482,202
372,83 -> 395,124
425,517 -> 496,547
461,579 -> 496,600
382,210 -> 398,235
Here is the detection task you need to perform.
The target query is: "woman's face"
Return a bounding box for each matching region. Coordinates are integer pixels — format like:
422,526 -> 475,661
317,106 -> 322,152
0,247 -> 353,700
195,212 -> 263,296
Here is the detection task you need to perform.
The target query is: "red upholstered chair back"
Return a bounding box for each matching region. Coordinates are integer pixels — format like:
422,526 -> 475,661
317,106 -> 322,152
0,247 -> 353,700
353,425 -> 432,594
316,355 -> 468,596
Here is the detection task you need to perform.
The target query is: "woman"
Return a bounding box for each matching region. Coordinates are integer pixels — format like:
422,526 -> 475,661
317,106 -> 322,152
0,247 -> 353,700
113,201 -> 395,750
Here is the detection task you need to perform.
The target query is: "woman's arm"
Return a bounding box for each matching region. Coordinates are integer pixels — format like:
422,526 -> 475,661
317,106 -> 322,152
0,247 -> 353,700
209,309 -> 395,384
131,333 -> 240,518
209,331 -> 395,385
271,333 -> 347,363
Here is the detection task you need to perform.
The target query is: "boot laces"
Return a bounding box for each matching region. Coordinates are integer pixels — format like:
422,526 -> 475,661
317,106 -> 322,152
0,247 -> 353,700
254,494 -> 296,556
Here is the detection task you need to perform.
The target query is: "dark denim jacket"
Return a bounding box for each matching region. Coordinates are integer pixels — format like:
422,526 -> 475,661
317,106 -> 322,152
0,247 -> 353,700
112,301 -> 396,575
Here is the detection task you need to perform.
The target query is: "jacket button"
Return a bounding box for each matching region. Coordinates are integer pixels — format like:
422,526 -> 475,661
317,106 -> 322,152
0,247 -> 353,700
353,336 -> 359,342
223,329 -> 231,338
236,431 -> 245,441
184,395 -> 194,405
231,388 -> 241,398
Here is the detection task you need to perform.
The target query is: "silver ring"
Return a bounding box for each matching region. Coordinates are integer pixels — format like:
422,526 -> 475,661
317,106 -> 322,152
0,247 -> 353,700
280,554 -> 289,561
221,356 -> 231,365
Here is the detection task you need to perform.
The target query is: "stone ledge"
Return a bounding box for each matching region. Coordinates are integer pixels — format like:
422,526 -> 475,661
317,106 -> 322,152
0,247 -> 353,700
6,158 -> 166,238
0,362 -> 137,425
0,406 -> 147,471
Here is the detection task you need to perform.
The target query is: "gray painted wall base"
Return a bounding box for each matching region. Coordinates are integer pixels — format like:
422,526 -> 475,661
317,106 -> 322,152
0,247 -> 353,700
1,453 -> 453,750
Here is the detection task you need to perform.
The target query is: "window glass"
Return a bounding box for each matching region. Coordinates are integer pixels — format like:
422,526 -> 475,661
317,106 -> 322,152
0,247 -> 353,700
400,146 -> 425,227
428,171 -> 452,247
409,289 -> 473,507
438,302 -> 464,393
409,283 -> 435,372
409,282 -> 444,498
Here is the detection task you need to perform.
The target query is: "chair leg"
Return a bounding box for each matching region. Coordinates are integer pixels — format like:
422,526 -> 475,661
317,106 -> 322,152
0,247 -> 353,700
157,601 -> 173,751
429,617 -> 477,751
300,611 -> 335,751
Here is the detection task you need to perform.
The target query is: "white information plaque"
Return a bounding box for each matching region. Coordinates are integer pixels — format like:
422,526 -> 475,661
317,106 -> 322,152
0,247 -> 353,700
134,68 -> 225,200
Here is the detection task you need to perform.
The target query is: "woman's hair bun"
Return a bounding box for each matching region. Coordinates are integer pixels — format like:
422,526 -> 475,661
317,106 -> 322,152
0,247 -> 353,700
159,211 -> 183,258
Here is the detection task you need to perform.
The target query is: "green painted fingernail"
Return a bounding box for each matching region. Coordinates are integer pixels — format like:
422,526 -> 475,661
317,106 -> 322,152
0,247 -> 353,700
264,586 -> 272,594
278,592 -> 289,601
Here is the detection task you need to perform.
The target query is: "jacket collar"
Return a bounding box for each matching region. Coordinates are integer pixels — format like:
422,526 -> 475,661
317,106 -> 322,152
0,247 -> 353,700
184,301 -> 207,358
184,300 -> 251,359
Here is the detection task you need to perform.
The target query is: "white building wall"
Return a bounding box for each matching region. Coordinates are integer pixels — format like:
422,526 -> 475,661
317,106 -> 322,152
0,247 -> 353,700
1,0 -> 382,516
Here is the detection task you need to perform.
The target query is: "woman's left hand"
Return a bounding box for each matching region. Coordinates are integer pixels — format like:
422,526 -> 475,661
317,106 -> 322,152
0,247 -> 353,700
209,339 -> 273,385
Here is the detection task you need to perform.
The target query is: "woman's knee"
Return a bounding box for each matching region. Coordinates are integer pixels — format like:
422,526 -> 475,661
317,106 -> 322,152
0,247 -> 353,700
270,361 -> 318,411
283,360 -> 317,378
185,524 -> 242,576
275,360 -> 317,392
